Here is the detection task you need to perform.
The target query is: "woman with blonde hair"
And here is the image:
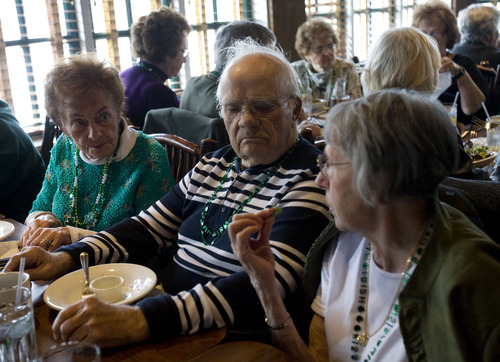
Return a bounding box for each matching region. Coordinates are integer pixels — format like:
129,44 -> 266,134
361,27 -> 440,94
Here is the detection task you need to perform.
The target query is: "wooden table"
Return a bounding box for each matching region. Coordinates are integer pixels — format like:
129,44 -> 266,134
189,341 -> 287,362
35,301 -> 227,361
4,218 -> 284,360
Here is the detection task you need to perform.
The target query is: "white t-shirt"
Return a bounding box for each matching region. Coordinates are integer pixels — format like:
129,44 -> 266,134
312,231 -> 411,361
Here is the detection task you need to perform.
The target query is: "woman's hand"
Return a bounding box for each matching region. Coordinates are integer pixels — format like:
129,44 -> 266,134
52,298 -> 151,348
229,208 -> 277,292
19,225 -> 71,252
439,55 -> 461,76
439,55 -> 485,114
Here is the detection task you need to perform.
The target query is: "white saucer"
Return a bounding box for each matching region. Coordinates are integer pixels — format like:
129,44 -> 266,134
44,263 -> 157,310
0,221 -> 15,241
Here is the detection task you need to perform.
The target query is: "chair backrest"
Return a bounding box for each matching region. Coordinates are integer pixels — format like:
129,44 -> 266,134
149,133 -> 218,182
299,127 -> 326,151
40,115 -> 62,165
477,62 -> 498,114
438,177 -> 500,244
143,108 -> 230,148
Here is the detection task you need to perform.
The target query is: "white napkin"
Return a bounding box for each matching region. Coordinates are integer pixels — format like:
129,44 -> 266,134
431,72 -> 452,100
0,240 -> 19,259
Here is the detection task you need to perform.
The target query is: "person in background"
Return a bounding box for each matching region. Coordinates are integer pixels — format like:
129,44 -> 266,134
292,17 -> 362,138
361,27 -> 487,179
180,19 -> 276,118
120,6 -> 191,129
452,4 -> 500,71
6,39 -> 331,348
231,89 -> 500,361
0,98 -> 45,221
413,0 -> 488,130
19,53 -> 175,251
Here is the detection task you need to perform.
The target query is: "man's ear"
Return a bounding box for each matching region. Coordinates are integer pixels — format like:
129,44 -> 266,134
292,96 -> 302,121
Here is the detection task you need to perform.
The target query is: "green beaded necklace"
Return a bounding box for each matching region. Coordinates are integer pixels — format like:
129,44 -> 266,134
350,218 -> 433,361
200,137 -> 300,246
66,145 -> 113,230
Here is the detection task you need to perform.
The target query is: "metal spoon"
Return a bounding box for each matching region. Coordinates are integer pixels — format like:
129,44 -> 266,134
80,252 -> 94,299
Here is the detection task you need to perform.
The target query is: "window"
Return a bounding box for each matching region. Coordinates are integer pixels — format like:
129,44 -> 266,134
304,0 -> 454,61
0,0 -> 252,129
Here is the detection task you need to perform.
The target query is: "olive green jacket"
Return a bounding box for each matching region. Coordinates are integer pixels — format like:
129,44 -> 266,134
303,198 -> 500,361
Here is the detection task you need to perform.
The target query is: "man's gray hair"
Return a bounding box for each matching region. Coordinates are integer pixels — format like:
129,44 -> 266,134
216,38 -> 300,102
457,4 -> 500,43
324,88 -> 458,206
214,20 -> 276,70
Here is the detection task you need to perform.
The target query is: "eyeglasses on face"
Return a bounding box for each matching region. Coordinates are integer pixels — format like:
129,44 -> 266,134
428,31 -> 446,39
218,97 -> 292,119
312,43 -> 336,55
316,154 -> 350,176
178,49 -> 189,58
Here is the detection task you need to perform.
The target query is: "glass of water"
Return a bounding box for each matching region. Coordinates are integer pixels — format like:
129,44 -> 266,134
0,287 -> 37,362
487,117 -> 500,152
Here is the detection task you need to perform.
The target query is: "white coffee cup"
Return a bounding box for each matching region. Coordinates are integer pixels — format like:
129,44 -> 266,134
0,271 -> 31,290
90,275 -> 124,303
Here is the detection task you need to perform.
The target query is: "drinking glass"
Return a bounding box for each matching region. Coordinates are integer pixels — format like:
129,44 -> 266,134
0,287 -> 37,362
301,88 -> 313,119
331,78 -> 350,106
487,116 -> 500,152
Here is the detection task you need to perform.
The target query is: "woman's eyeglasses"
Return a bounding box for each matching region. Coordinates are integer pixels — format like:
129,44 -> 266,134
312,43 -> 336,55
316,154 -> 350,176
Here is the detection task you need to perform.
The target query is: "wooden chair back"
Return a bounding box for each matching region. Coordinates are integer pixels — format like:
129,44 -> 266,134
40,115 -> 62,165
477,62 -> 497,96
150,133 -> 218,182
299,127 -> 326,151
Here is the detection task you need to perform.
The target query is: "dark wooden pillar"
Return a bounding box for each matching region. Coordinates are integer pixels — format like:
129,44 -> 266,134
453,0 -> 476,14
267,0 -> 306,62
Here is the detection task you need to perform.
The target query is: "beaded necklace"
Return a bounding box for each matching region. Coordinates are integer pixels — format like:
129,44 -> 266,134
137,61 -> 166,81
200,137 -> 300,246
350,218 -> 434,361
66,145 -> 113,230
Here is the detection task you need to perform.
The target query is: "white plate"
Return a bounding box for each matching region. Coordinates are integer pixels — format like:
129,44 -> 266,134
0,221 -> 15,241
44,263 -> 157,311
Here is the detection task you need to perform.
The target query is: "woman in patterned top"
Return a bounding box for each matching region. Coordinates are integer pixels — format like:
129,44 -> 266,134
292,17 -> 362,138
19,53 -> 175,251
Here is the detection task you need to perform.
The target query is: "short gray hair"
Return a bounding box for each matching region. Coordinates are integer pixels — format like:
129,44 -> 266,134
457,4 -> 500,43
361,27 -> 440,95
216,38 -> 300,102
324,89 -> 458,206
214,20 -> 276,70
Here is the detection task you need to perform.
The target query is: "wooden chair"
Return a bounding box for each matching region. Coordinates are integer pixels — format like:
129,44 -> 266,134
150,133 -> 218,182
299,127 -> 326,151
477,61 -> 499,114
40,115 -> 62,165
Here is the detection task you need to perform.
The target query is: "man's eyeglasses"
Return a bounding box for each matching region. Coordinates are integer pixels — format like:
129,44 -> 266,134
316,154 -> 350,176
218,98 -> 292,119
312,43 -> 336,55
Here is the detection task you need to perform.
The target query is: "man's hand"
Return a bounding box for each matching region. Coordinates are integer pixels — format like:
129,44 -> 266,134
4,247 -> 76,282
52,298 -> 151,348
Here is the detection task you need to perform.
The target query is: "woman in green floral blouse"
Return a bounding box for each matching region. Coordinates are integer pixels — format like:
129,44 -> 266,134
19,53 -> 176,251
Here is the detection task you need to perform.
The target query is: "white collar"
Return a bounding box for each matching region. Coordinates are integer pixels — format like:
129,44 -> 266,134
79,119 -> 138,165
